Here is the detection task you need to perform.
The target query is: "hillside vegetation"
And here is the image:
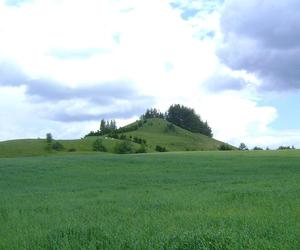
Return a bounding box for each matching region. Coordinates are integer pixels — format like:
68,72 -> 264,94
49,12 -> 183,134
0,118 -> 225,157
121,118 -> 222,151
1,150 -> 300,249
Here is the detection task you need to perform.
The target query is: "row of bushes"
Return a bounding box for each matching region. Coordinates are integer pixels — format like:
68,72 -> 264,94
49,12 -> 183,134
108,134 -> 147,145
93,139 -> 146,154
46,140 -> 77,152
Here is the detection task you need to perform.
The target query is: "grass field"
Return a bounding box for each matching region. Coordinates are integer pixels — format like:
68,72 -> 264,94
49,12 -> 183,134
0,137 -> 141,158
0,150 -> 300,249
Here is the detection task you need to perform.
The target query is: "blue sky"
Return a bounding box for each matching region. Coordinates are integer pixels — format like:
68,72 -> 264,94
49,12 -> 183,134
0,0 -> 299,148
260,92 -> 300,130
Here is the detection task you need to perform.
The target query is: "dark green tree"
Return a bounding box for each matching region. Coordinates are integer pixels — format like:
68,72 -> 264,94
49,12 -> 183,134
46,133 -> 53,143
218,143 -> 233,151
93,139 -> 107,152
114,141 -> 133,154
100,119 -> 106,134
52,141 -> 64,151
141,108 -> 164,120
239,143 -> 248,151
166,104 -> 213,137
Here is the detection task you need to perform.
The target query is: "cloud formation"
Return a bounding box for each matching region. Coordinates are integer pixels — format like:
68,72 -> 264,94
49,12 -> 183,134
0,59 -> 153,122
204,73 -> 247,92
0,0 -> 297,149
218,0 -> 300,91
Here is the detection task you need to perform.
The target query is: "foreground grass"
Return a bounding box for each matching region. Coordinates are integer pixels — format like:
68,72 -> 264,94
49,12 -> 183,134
0,150 -> 300,249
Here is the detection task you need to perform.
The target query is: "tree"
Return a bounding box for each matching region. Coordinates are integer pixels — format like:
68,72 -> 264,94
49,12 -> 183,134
239,143 -> 248,151
114,141 -> 133,154
166,104 -> 213,137
52,141 -> 64,151
93,139 -> 107,152
155,145 -> 167,152
100,119 -> 106,134
109,120 -> 117,130
136,144 -> 146,153
141,108 -> 164,120
46,133 -> 53,143
218,143 -> 233,151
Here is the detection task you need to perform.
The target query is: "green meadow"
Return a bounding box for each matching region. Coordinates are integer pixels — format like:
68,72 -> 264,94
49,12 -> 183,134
0,150 -> 300,249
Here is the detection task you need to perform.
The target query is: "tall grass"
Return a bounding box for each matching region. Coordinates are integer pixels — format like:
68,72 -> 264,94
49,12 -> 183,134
0,150 -> 300,249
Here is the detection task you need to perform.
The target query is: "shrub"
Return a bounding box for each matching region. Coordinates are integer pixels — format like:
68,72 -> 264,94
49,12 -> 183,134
133,137 -> 146,144
136,145 -> 147,153
68,148 -> 76,152
277,146 -> 295,150
93,139 -> 107,152
155,145 -> 167,152
252,146 -> 263,151
218,143 -> 233,151
114,141 -> 133,154
52,141 -> 64,151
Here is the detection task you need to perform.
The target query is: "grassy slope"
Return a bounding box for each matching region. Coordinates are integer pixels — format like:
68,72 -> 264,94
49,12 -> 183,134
0,150 -> 300,249
0,137 -> 140,158
0,118 -> 225,157
124,118 -> 223,151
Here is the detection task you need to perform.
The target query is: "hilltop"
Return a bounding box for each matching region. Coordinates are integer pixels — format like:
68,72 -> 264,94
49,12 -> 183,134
113,118 -> 223,152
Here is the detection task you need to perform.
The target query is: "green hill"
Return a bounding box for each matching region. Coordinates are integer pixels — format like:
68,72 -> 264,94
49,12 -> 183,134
120,118 -> 223,152
0,118 -> 227,158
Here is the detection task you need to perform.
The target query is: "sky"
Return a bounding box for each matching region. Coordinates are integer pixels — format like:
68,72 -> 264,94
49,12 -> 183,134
0,0 -> 299,148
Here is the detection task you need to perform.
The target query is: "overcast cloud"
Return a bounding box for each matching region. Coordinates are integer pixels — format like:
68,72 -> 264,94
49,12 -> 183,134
0,0 -> 299,148
218,0 -> 300,91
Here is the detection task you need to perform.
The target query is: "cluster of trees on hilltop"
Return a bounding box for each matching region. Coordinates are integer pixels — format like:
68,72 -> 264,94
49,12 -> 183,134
86,104 -> 213,138
140,108 -> 165,119
140,105 -> 213,137
165,105 -> 212,137
86,119 -> 117,137
139,105 -> 212,137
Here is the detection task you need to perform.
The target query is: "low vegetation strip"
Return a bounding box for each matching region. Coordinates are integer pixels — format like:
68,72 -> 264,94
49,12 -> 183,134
0,150 -> 300,249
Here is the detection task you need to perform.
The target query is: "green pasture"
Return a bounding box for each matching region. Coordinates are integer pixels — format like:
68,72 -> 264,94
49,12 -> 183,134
0,150 -> 300,249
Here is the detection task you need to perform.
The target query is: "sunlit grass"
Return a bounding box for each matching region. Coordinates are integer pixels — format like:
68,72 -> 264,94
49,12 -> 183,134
0,150 -> 299,249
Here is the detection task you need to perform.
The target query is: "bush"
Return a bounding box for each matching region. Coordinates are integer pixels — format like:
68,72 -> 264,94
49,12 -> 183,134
218,143 -> 233,151
93,139 -> 107,152
136,145 -> 147,153
155,145 -> 167,152
278,146 -> 295,150
252,146 -> 263,151
133,137 -> 146,144
114,141 -> 133,154
52,141 -> 64,151
68,148 -> 76,152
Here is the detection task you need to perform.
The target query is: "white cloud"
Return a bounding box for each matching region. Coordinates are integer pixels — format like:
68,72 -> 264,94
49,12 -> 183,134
0,0 -> 298,149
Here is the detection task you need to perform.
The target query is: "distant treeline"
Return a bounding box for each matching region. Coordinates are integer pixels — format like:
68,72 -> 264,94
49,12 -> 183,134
85,104 -> 213,138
